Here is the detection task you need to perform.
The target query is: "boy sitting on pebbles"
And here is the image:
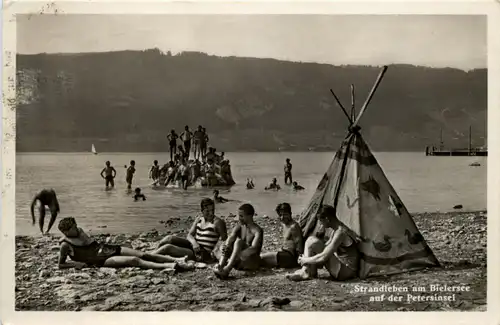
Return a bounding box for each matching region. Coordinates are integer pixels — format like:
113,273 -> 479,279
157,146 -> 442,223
213,203 -> 264,279
154,198 -> 227,264
260,203 -> 304,269
57,217 -> 201,271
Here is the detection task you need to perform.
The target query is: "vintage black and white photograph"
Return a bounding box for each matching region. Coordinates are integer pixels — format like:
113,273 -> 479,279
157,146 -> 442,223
2,3 -> 495,317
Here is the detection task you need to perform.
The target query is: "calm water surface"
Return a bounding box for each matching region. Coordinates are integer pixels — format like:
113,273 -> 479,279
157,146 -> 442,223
15,152 -> 487,236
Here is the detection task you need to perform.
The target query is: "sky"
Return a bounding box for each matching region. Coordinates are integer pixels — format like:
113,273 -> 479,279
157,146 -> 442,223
17,14 -> 487,71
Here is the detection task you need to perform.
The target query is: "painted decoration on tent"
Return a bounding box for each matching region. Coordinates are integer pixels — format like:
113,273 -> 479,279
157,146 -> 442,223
361,175 -> 381,201
299,132 -> 440,279
388,194 -> 403,217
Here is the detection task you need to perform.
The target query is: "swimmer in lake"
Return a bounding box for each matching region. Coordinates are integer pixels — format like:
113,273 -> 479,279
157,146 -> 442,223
134,188 -> 146,201
293,181 -> 305,191
30,188 -> 60,235
246,178 -> 255,189
265,177 -> 281,191
213,190 -> 230,203
100,161 -> 117,189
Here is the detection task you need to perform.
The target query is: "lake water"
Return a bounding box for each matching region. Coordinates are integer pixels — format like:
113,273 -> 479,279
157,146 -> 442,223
15,152 -> 487,236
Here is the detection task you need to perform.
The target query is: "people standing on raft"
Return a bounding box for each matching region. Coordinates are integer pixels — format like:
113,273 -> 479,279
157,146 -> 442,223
260,203 -> 304,269
201,127 -> 209,161
180,125 -> 193,159
284,158 -> 293,185
30,188 -> 60,235
193,126 -> 204,161
167,129 -> 179,161
154,198 -> 228,264
57,217 -> 199,271
286,204 -> 360,282
265,178 -> 281,190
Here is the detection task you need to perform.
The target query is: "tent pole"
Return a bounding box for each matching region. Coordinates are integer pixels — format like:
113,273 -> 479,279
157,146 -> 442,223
353,65 -> 388,127
330,89 -> 353,124
350,84 -> 355,121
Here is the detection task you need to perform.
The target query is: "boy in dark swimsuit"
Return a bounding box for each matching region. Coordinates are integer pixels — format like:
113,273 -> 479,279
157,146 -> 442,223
100,161 -> 117,189
284,158 -> 293,185
213,203 -> 263,279
180,125 -> 193,159
30,188 -> 60,235
286,205 -> 360,282
260,203 -> 304,269
149,160 -> 161,185
134,188 -> 146,201
57,217 -> 200,271
126,160 -> 136,190
201,128 -> 209,161
167,130 -> 179,161
193,126 -> 204,160
154,198 -> 227,264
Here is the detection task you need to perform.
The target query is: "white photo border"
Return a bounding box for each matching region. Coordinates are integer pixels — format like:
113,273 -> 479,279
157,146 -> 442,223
1,1 -> 499,324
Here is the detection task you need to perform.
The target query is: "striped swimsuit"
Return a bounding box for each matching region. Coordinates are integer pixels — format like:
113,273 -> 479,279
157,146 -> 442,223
194,218 -> 220,252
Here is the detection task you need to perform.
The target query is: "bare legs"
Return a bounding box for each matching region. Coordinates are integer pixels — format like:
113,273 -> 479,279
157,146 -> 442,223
153,235 -> 196,260
286,236 -> 341,281
103,246 -> 194,270
38,206 -> 46,234
45,211 -> 58,235
213,238 -> 245,278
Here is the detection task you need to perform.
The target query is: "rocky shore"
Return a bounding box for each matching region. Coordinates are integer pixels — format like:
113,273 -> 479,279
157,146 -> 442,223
15,211 -> 487,311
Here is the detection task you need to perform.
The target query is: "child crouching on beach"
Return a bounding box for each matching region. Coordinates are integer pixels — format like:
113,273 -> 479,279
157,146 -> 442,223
57,217 -> 197,271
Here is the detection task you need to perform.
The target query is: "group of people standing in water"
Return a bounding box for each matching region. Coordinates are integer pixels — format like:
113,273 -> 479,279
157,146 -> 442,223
32,189 -> 360,282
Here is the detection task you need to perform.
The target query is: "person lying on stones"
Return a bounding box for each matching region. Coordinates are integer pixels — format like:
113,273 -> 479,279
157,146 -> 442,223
260,203 -> 304,269
57,217 -> 197,271
30,188 -> 60,235
153,198 -> 228,264
213,203 -> 263,279
286,205 -> 360,282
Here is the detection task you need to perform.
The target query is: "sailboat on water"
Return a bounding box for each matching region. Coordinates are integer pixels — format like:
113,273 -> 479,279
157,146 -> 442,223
91,144 -> 98,155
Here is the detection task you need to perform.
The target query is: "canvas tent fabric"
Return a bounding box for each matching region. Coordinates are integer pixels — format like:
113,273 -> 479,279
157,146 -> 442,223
298,129 -> 440,279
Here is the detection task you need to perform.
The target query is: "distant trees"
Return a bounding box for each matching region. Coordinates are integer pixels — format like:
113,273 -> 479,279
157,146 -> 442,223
15,50 -> 487,152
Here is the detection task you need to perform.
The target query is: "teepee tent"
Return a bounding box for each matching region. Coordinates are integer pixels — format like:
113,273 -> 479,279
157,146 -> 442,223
298,66 -> 440,279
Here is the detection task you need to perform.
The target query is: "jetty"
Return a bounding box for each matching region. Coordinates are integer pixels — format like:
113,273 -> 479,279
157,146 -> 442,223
425,126 -> 487,157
